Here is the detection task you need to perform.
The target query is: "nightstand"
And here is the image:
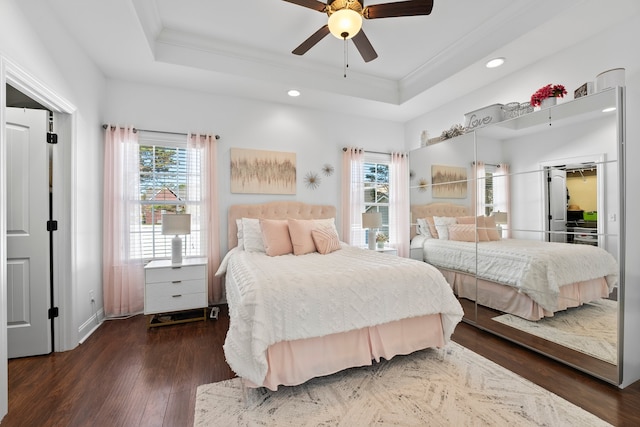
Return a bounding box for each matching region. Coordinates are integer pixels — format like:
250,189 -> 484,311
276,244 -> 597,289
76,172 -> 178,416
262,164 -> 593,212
144,257 -> 208,328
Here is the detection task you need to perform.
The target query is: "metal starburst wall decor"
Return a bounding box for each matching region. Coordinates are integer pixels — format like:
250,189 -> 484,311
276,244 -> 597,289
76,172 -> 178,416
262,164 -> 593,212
304,171 -> 321,189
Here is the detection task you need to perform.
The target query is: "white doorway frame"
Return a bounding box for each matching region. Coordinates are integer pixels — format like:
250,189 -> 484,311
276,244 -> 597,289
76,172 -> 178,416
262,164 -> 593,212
539,153 -> 606,248
1,55 -> 77,420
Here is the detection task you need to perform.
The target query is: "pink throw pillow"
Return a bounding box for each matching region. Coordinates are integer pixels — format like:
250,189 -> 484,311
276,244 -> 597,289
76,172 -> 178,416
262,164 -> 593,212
476,216 -> 490,242
456,216 -> 475,224
456,216 -> 490,242
448,224 -> 478,242
425,217 -> 438,238
311,228 -> 341,254
259,219 -> 293,256
287,219 -> 317,255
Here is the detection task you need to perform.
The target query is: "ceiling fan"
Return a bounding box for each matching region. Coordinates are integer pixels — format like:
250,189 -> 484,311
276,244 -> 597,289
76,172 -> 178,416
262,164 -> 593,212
283,0 -> 434,63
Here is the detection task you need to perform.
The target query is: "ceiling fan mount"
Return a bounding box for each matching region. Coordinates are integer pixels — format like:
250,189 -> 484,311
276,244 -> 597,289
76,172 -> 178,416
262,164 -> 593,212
284,0 -> 434,63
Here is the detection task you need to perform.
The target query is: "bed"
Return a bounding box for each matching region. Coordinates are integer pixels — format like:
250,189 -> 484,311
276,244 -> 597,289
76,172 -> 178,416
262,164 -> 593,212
410,203 -> 618,321
216,201 -> 464,390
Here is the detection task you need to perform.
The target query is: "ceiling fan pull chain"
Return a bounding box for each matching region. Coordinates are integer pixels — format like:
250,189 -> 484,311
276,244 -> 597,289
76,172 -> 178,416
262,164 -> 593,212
343,36 -> 349,78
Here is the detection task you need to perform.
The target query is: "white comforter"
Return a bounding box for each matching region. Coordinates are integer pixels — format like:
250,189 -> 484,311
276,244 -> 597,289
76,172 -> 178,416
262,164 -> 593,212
217,244 -> 464,386
420,238 -> 619,311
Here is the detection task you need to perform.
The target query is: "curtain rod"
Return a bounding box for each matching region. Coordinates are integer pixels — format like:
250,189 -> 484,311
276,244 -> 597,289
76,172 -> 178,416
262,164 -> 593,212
102,124 -> 220,140
472,161 -> 501,168
342,147 -> 406,156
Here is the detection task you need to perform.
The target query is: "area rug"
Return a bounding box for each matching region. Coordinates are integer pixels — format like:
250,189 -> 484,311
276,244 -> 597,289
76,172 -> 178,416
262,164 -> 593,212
194,342 -> 610,426
493,299 -> 617,365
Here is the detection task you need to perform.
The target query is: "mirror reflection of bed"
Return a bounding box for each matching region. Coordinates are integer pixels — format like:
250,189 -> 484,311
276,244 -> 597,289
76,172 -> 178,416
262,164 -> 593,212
408,87 -> 622,384
409,202 -> 619,380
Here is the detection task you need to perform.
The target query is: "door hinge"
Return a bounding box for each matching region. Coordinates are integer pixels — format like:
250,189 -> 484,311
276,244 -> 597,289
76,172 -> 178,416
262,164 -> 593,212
47,132 -> 58,144
547,176 -> 552,182
48,307 -> 59,319
47,220 -> 58,231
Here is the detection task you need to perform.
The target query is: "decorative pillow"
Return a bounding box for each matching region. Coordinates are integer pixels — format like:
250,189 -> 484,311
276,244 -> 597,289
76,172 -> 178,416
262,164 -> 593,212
475,216 -> 490,242
425,216 -> 438,238
433,216 -> 457,240
456,216 -> 475,224
416,218 -> 434,238
260,219 -> 293,256
241,217 -> 265,253
311,227 -> 341,254
235,218 -> 244,250
456,216 -> 490,242
287,219 -> 318,255
449,224 -> 478,242
314,218 -> 339,237
484,216 -> 502,241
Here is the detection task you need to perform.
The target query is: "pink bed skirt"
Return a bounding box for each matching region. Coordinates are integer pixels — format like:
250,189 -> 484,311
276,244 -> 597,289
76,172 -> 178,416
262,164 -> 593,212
439,268 -> 610,321
247,313 -> 445,390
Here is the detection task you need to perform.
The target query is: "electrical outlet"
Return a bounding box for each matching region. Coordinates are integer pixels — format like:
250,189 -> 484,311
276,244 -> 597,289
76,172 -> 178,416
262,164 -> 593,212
89,289 -> 95,303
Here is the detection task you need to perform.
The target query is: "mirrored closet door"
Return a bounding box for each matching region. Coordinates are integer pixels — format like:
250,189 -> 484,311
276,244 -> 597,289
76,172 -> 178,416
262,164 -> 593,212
409,87 -> 624,385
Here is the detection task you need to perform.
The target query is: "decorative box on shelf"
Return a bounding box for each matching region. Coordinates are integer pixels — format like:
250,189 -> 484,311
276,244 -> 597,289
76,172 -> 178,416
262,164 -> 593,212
464,104 -> 504,130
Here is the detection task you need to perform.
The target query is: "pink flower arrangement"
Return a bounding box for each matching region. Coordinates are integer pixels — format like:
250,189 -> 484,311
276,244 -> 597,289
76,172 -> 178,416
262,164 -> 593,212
530,84 -> 567,107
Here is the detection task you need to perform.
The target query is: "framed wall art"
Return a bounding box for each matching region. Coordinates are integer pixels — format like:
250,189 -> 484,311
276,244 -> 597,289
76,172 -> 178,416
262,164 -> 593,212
431,164 -> 467,198
230,148 -> 296,194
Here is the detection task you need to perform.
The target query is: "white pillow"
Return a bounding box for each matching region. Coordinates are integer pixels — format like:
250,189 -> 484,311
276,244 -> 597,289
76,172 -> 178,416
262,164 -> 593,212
235,218 -> 244,250
416,218 -> 434,238
241,217 -> 265,253
433,216 -> 457,240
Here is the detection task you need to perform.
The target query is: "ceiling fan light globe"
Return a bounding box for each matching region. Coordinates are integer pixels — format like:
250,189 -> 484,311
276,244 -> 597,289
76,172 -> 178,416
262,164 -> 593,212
328,9 -> 362,39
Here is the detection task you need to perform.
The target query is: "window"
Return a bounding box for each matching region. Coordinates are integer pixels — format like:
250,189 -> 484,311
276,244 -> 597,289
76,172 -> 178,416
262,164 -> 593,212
483,165 -> 496,217
363,153 -> 390,245
131,135 -> 203,260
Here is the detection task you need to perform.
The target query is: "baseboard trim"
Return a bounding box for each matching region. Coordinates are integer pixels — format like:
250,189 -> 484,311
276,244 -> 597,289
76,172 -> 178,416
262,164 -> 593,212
78,308 -> 104,345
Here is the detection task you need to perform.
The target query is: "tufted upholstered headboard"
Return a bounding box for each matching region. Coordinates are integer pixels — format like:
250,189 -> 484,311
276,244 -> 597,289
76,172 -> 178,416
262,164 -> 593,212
228,201 -> 337,249
410,203 -> 470,240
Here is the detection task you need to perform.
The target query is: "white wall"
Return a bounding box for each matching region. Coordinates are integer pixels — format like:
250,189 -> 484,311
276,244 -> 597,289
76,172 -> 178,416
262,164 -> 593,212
404,11 -> 640,387
1,0 -> 106,419
103,80 -> 404,254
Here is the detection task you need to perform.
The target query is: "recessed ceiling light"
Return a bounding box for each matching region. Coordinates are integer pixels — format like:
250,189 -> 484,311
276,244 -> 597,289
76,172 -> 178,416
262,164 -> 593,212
602,107 -> 616,113
486,57 -> 505,69
288,89 -> 301,97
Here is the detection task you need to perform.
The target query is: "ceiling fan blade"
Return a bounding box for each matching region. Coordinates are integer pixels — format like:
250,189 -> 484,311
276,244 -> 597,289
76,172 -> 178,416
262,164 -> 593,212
352,30 -> 378,62
364,0 -> 434,19
282,0 -> 327,12
292,25 -> 331,55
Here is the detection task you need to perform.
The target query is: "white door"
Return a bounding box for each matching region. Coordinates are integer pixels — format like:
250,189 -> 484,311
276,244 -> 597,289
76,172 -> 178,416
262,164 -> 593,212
6,107 -> 51,358
548,167 -> 567,243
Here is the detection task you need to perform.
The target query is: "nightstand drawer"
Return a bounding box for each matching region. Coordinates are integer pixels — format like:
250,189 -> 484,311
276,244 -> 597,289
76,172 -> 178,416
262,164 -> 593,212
145,264 -> 205,284
145,278 -> 205,296
145,291 -> 207,314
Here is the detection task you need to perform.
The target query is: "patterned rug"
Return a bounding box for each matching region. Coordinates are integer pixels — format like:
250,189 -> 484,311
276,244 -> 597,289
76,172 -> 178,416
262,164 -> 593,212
493,299 -> 617,364
194,342 -> 610,426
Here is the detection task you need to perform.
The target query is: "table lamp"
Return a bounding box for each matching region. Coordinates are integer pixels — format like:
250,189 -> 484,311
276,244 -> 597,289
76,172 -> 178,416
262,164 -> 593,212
162,213 -> 191,265
362,212 -> 382,250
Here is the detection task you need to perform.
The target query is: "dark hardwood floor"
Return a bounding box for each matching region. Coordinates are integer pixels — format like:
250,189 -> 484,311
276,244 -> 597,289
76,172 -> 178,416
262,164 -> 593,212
3,305 -> 640,426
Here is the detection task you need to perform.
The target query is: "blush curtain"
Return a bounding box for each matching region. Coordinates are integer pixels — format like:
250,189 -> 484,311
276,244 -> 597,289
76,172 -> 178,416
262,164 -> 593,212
493,163 -> 511,238
103,125 -> 145,317
473,161 -> 486,217
341,148 -> 365,245
389,152 -> 410,257
187,134 -> 223,303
